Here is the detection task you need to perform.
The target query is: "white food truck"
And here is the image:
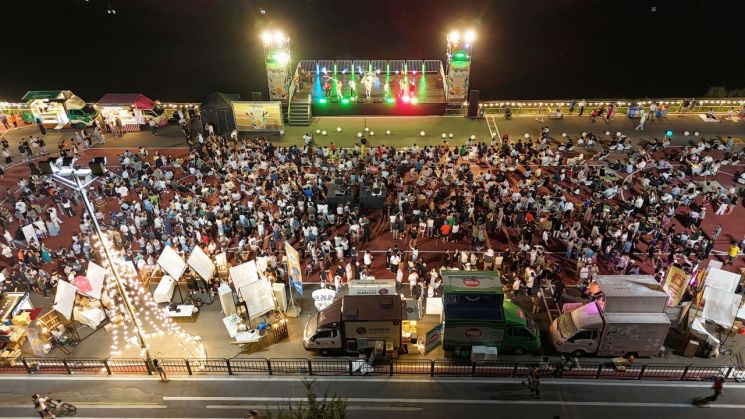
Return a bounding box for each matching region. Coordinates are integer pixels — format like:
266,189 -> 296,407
550,275 -> 671,357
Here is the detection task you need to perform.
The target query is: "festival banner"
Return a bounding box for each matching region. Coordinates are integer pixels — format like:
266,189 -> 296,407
662,265 -> 689,306
285,242 -> 303,296
424,323 -> 444,355
232,101 -> 283,132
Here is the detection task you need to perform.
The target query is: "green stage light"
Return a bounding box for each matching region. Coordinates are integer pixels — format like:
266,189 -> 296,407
453,51 -> 467,60
386,97 -> 395,104
341,98 -> 350,104
318,98 -> 327,104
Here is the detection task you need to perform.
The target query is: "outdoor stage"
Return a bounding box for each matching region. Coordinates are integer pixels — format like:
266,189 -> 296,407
293,59 -> 449,116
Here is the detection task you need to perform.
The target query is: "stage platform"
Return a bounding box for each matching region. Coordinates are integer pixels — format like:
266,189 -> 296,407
292,59 -> 448,116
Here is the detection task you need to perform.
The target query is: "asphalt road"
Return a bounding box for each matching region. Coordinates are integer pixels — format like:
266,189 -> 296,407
1,375 -> 744,418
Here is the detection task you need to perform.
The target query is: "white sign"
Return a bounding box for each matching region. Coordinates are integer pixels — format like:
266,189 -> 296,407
425,297 -> 444,317
53,280 -> 78,321
157,246 -> 187,280
702,286 -> 743,328
348,280 -> 397,296
230,260 -> 259,289
83,261 -> 107,300
187,246 -> 216,281
21,224 -> 38,245
239,279 -> 275,319
215,252 -> 228,266
704,267 -> 740,294
312,288 -> 337,311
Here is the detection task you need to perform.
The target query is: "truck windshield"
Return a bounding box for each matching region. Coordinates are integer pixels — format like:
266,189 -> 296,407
557,313 -> 577,339
152,105 -> 165,116
82,104 -> 97,116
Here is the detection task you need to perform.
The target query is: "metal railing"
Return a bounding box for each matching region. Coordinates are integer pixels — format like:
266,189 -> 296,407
478,98 -> 745,116
4,357 -> 743,381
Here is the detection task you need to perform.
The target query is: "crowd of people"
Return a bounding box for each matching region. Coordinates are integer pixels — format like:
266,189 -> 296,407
1,112 -> 744,317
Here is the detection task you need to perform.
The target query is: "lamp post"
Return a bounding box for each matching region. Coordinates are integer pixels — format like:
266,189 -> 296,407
43,159 -> 153,366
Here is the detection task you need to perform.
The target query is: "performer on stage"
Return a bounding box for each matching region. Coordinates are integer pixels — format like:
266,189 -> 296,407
399,76 -> 407,97
323,79 -> 331,98
383,81 -> 390,98
335,79 -> 343,99
349,79 -> 356,98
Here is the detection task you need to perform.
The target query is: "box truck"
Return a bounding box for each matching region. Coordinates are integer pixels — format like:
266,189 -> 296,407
550,275 -> 671,357
303,295 -> 402,356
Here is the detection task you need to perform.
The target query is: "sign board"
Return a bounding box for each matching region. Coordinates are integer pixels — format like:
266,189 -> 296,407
157,246 -> 187,280
312,288 -> 337,311
702,286 -> 742,328
704,267 -> 740,294
53,280 -> 77,321
232,101 -> 283,132
229,260 -> 259,289
443,322 -> 505,346
285,242 -> 303,296
21,224 -> 38,245
662,265 -> 689,306
239,279 -> 275,319
348,280 -> 397,296
403,298 -> 422,321
215,252 -> 228,266
187,246 -> 216,281
425,297 -> 443,317
82,261 -> 107,300
425,323 -> 444,355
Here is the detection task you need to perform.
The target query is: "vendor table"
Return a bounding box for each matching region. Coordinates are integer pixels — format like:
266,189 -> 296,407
164,304 -> 197,320
153,275 -> 177,304
73,306 -> 106,329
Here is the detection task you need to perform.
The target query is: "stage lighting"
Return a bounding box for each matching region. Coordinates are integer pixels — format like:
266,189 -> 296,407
341,98 -> 350,104
273,31 -> 284,43
411,97 -> 418,104
402,95 -> 410,103
666,130 -> 673,137
386,97 -> 395,104
319,98 -> 327,104
261,32 -> 272,44
464,30 -> 476,43
273,52 -> 290,64
448,31 -> 460,43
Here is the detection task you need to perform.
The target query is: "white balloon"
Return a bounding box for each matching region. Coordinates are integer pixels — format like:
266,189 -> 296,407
524,133 -> 530,138
491,132 -> 497,138
470,135 -> 476,140
694,131 -> 700,136
316,129 -> 321,134
605,131 -> 610,136
364,127 -> 370,132
279,130 -> 284,135
684,131 -> 690,136
370,131 -> 375,136
420,131 -> 426,136
322,130 -> 327,136
581,132 -> 587,136
562,133 -> 567,138
442,133 -> 447,139
357,132 -> 362,138
448,133 -> 454,138
336,127 -> 342,132
386,130 -> 391,135
616,132 -> 622,137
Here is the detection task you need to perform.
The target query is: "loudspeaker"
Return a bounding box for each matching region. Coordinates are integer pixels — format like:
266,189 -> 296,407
251,92 -> 263,101
467,90 -> 480,118
38,159 -> 56,175
61,156 -> 75,167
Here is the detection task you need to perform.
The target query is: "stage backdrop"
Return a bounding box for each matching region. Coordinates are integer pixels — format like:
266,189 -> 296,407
232,101 -> 283,132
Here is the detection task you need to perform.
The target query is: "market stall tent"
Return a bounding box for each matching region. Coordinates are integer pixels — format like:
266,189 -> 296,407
96,93 -> 166,132
200,92 -> 240,134
22,90 -> 98,128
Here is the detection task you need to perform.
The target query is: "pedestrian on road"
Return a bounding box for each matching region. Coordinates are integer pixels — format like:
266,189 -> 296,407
247,409 -> 262,418
152,358 -> 169,382
522,367 -> 541,398
705,376 -> 725,402
149,118 -> 158,136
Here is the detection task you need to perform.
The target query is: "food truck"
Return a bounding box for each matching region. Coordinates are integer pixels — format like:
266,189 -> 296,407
304,295 -> 403,356
96,93 -> 167,131
550,275 -> 671,357
22,90 -> 98,128
441,271 -> 541,356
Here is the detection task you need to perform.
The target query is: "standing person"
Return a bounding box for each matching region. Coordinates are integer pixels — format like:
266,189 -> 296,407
348,79 -> 356,98
725,241 -> 741,265
522,367 -> 541,398
152,358 -> 168,382
149,118 -> 158,136
703,376 -> 725,402
31,394 -> 52,418
568,99 -> 576,114
635,109 -> 646,131
578,99 -> 586,116
649,102 -> 658,121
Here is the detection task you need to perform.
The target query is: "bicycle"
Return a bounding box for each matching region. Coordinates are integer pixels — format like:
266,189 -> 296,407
46,399 -> 77,416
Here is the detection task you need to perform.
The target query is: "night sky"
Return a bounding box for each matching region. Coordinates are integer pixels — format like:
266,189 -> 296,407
1,0 -> 744,102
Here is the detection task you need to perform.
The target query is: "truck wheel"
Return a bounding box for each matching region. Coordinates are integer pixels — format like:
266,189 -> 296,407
571,350 -> 586,357
512,347 -> 526,355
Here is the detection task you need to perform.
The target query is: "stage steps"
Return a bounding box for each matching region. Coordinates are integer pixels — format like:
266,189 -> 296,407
288,97 -> 311,126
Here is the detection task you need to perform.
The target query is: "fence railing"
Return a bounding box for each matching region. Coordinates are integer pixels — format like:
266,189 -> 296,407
5,357 -> 743,381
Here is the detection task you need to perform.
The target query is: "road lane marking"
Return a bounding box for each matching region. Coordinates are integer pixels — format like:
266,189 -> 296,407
168,396 -> 745,409
7,375 -> 745,388
206,404 -> 422,411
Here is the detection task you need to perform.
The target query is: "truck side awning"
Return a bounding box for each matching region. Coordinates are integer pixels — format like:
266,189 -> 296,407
318,298 -> 342,328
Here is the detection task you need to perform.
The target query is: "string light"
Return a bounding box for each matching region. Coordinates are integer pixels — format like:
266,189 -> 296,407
93,233 -> 206,359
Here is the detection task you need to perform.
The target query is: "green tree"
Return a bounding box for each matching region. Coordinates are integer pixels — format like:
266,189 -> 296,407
263,379 -> 347,419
